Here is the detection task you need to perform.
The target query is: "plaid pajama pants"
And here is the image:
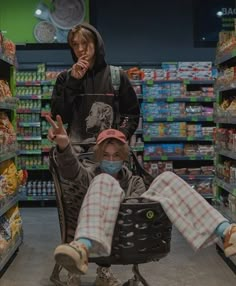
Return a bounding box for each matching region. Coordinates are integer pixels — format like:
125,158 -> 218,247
75,171 -> 227,257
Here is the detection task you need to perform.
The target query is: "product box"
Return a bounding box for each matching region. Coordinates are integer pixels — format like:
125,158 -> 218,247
194,70 -> 212,80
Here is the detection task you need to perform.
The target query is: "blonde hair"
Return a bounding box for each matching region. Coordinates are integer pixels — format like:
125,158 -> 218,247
68,26 -> 96,48
94,139 -> 129,162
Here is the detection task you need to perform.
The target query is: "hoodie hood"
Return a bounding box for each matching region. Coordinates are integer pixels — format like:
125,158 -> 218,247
67,22 -> 106,70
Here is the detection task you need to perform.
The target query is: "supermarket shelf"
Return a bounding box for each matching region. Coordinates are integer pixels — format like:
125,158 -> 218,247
17,108 -> 41,113
0,102 -> 17,110
214,82 -> 236,92
180,174 -> 214,180
19,150 -> 42,155
214,114 -> 236,124
16,80 -> 56,86
142,96 -> 215,103
17,136 -> 42,141
0,151 -> 17,163
131,79 -> 214,85
183,79 -> 214,85
214,177 -> 236,196
130,145 -> 144,152
0,233 -> 23,272
18,165 -> 49,170
144,154 -> 214,161
215,49 -> 236,65
143,136 -> 213,142
19,194 -> 55,201
143,115 -> 213,122
16,95 -> 41,100
18,122 -> 40,127
216,148 -> 236,160
143,79 -> 183,85
0,53 -> 15,66
213,202 -> 236,223
0,195 -> 19,217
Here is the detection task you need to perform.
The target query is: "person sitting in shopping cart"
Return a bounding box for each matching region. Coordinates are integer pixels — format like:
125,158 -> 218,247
47,114 -> 236,280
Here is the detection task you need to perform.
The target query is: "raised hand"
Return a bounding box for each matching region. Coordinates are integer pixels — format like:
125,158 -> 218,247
46,115 -> 69,151
71,55 -> 89,79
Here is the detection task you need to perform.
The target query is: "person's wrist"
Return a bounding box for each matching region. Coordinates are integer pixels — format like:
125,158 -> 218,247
58,140 -> 69,152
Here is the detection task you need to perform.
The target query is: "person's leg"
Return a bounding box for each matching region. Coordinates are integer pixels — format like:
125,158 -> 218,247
141,171 -> 236,255
54,173 -> 125,275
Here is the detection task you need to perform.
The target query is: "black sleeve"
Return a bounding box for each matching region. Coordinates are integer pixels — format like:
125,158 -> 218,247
118,70 -> 140,140
51,70 -> 84,123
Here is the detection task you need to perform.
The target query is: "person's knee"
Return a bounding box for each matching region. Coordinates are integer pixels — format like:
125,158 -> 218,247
92,173 -> 118,184
152,170 -> 178,184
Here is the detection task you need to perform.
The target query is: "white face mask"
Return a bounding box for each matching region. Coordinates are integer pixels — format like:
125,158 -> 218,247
100,160 -> 123,175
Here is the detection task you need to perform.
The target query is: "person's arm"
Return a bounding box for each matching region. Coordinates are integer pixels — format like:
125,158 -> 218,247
118,70 -> 140,140
46,115 -> 83,181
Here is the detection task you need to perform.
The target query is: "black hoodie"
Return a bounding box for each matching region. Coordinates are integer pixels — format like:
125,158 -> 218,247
51,23 -> 140,147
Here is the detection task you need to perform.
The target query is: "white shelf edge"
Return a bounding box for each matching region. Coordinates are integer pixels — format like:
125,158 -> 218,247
0,233 -> 23,272
0,195 -> 19,217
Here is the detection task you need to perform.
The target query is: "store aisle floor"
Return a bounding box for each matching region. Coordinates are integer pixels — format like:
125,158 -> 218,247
0,207 -> 235,286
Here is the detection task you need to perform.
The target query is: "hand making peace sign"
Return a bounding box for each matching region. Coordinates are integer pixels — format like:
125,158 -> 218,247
46,115 -> 69,151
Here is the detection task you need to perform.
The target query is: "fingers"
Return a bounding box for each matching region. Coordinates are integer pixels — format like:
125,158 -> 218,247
45,115 -> 58,129
79,54 -> 88,61
75,61 -> 88,73
46,115 -> 64,130
47,128 -> 56,142
56,115 -> 63,129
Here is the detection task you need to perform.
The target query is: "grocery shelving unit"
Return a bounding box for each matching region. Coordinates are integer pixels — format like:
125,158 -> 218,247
0,52 -> 23,272
213,47 -> 236,268
16,63 -> 59,204
15,61 -> 217,203
139,76 -> 215,199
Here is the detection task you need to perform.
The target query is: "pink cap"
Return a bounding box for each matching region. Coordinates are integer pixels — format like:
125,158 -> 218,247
96,129 -> 126,145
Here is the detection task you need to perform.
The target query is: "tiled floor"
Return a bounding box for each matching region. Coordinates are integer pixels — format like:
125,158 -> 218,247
0,207 -> 235,286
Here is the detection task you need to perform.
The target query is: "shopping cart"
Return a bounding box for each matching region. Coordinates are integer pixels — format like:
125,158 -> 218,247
49,148 -> 172,286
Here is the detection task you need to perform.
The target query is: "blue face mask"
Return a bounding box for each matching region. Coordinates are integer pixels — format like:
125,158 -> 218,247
100,160 -> 123,175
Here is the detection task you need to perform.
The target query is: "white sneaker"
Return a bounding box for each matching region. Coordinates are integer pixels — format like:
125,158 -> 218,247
224,223 -> 236,257
95,266 -> 122,286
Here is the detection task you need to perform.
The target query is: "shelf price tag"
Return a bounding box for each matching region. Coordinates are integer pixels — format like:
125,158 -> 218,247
189,155 -> 196,160
143,136 -> 151,141
204,155 -> 212,160
167,97 -> 174,102
206,116 -> 213,121
187,136 -> 194,141
144,155 -> 150,161
147,97 -> 155,103
146,80 -> 154,86
161,155 -> 168,160
190,97 -> 197,102
192,116 -> 198,121
146,116 -> 154,122
167,116 -> 173,121
183,79 -> 190,85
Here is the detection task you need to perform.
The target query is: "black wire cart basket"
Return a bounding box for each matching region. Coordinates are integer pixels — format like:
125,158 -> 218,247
49,147 -> 172,286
